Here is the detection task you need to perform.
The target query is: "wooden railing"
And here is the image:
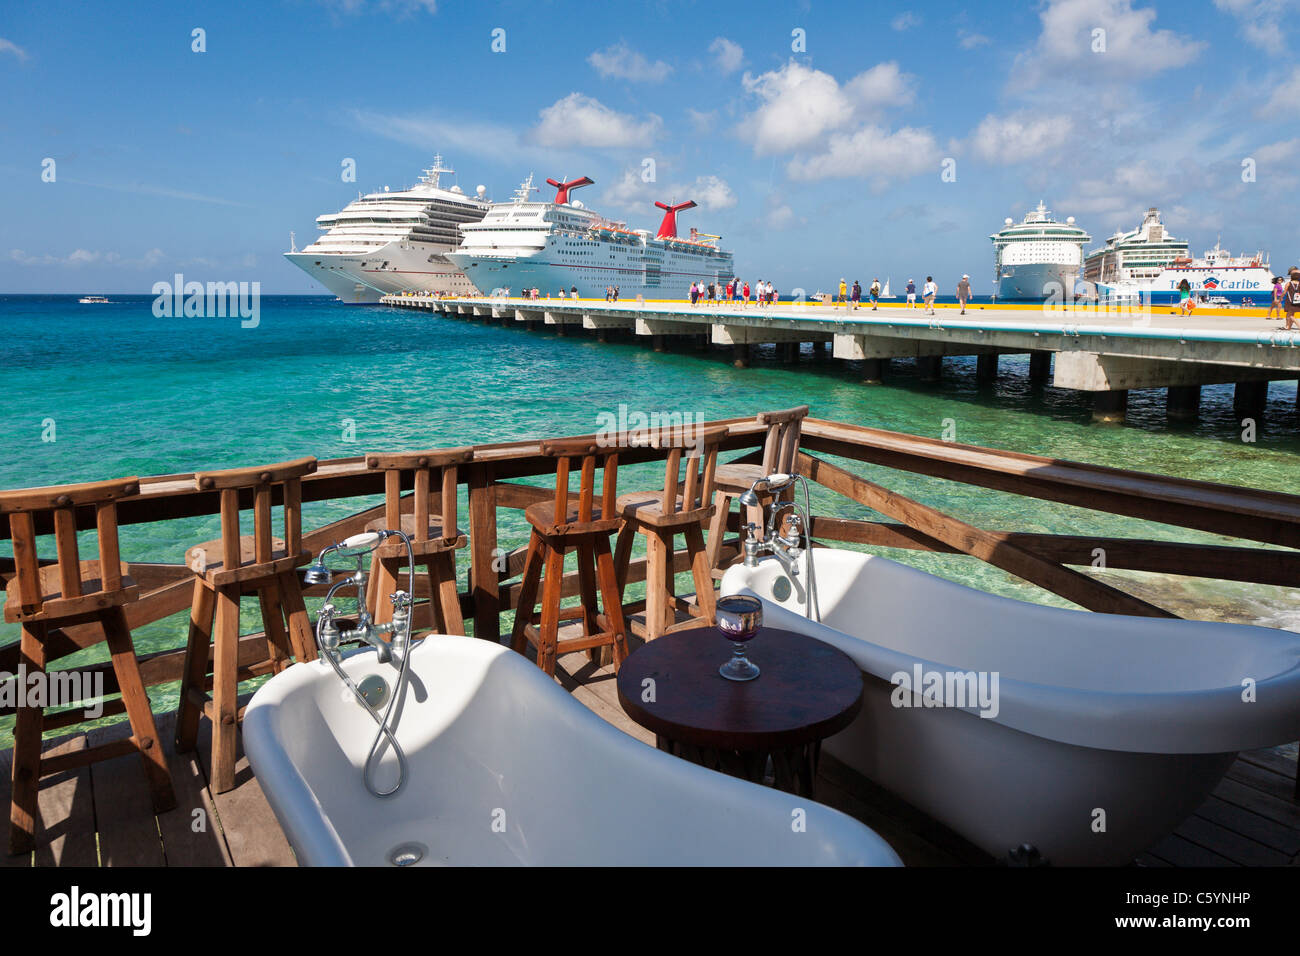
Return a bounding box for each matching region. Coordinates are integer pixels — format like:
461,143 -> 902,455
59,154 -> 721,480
3,414 -> 1299,745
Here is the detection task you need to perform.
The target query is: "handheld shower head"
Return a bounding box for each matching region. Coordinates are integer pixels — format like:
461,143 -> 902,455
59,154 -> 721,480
738,484 -> 763,509
302,556 -> 333,586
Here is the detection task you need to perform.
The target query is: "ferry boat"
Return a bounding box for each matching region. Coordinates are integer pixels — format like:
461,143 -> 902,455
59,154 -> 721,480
78,295 -> 110,304
989,202 -> 1091,301
1084,207 -> 1273,305
284,157 -> 489,304
445,174 -> 734,299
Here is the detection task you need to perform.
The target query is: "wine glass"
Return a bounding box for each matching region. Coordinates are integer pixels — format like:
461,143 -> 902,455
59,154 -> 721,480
716,594 -> 762,681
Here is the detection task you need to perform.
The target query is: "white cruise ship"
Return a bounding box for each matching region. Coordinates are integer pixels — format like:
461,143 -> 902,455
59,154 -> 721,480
445,174 -> 734,298
284,157 -> 489,303
989,201 -> 1091,301
1084,208 -> 1272,305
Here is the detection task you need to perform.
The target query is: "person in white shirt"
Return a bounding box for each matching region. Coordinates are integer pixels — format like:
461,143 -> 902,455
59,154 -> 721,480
922,276 -> 937,315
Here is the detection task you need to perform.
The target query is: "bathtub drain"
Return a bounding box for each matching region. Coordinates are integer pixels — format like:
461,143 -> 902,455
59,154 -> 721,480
388,841 -> 426,866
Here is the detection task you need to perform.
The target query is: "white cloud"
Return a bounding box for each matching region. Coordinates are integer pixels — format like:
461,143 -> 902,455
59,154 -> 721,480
0,38 -> 28,60
1019,0 -> 1204,82
968,112 -> 1073,163
10,247 -> 165,268
602,168 -> 735,212
739,60 -> 915,155
690,174 -> 736,210
588,42 -> 672,83
1254,137 -> 1300,163
1260,65 -> 1300,116
319,0 -> 437,15
958,29 -> 991,48
1213,0 -> 1296,52
687,108 -> 717,132
531,93 -> 662,148
891,12 -> 920,30
786,125 -> 941,186
708,37 -> 743,74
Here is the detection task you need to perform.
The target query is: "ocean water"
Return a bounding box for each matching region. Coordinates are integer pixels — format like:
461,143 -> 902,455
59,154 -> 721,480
3,294 -> 1299,741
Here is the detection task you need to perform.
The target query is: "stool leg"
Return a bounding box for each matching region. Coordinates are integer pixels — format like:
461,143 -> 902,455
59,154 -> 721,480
577,538 -> 605,665
612,522 -> 636,604
175,578 -> 216,753
210,585 -> 240,794
686,523 -> 716,624
705,491 -> 732,572
511,531 -> 544,656
257,582 -> 291,674
432,551 -> 464,636
103,607 -> 175,813
9,622 -> 47,855
277,572 -> 316,663
537,542 -> 566,676
593,535 -> 630,670
644,528 -> 670,641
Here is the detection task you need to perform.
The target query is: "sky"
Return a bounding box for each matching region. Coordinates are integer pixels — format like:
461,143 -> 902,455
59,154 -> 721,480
2,0 -> 1298,294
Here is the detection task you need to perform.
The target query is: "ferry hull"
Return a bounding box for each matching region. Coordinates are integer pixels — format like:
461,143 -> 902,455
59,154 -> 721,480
996,263 -> 1082,302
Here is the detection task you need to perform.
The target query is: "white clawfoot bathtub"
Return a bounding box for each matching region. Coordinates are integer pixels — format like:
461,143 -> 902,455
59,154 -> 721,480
721,549 -> 1300,866
243,633 -> 902,866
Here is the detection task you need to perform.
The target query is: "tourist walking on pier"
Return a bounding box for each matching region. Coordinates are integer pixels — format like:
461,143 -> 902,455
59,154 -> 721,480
1284,270 -> 1300,331
850,280 -> 861,310
870,277 -> 881,310
1178,278 -> 1193,316
838,278 -> 848,306
923,276 -> 937,314
689,282 -> 699,306
1268,276 -> 1285,321
906,278 -> 916,308
956,274 -> 971,314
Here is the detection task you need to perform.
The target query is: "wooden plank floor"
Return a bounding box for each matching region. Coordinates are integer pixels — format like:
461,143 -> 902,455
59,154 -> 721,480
0,648 -> 1295,867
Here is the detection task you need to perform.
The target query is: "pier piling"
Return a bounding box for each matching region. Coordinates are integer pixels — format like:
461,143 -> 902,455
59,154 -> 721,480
1092,389 -> 1129,424
1234,380 -> 1269,419
976,354 -> 998,385
917,356 -> 943,383
862,359 -> 886,384
733,344 -> 750,369
1028,351 -> 1052,383
1166,385 -> 1202,422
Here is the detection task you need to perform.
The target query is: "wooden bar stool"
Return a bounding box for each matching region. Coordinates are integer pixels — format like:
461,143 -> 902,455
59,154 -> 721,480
175,457 -> 317,793
511,439 -> 629,676
364,446 -> 473,636
613,425 -> 727,641
705,405 -> 809,576
2,477 -> 176,854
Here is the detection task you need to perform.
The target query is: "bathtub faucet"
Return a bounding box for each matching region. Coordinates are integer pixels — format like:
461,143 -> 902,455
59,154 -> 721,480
738,473 -> 821,622
306,530 -> 417,668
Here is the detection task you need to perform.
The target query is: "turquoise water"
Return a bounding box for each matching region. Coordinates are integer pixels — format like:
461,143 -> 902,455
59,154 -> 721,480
3,294 -> 1299,741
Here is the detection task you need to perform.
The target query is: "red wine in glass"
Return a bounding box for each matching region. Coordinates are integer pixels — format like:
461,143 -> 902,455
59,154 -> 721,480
717,594 -> 762,680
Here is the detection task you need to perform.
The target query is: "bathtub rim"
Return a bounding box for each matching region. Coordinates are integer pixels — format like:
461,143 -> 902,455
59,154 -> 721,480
721,552 -> 1300,756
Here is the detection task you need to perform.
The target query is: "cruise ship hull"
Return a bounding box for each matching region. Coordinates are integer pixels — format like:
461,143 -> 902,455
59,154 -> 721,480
445,252 -> 729,300
285,243 -> 480,303
996,263 -> 1082,301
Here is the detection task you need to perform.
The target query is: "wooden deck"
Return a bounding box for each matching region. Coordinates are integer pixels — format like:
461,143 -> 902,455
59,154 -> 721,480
1,642 -> 1295,867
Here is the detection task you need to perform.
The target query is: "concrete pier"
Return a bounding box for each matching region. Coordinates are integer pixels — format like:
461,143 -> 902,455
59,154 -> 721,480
383,294 -> 1300,427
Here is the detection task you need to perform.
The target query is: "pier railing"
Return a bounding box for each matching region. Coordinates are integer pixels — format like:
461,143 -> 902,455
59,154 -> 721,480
3,415 -> 1300,749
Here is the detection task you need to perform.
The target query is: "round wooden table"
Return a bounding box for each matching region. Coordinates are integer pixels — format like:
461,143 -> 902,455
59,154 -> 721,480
616,626 -> 864,797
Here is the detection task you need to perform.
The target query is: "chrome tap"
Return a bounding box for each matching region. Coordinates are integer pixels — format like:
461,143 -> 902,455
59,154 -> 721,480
736,472 -> 821,622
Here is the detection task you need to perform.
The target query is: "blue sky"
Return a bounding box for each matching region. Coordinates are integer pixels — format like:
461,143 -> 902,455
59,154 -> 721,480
2,0 -> 1297,294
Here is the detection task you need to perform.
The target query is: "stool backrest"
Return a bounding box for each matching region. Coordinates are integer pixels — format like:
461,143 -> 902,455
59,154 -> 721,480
365,447 -> 474,542
757,405 -> 810,476
0,476 -> 138,614
538,438 -> 619,522
649,425 -> 727,515
192,457 -> 317,569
